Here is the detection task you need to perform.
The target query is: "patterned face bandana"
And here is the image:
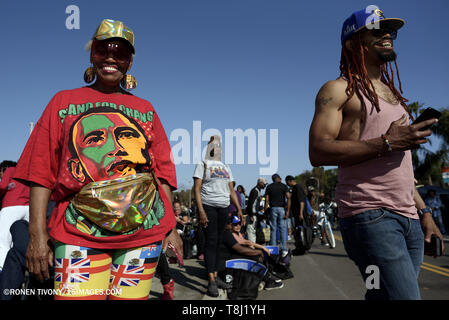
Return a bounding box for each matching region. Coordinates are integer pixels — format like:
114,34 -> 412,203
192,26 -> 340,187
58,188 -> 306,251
70,173 -> 157,233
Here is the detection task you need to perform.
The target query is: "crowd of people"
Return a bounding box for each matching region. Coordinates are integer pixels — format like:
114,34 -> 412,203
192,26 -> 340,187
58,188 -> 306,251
0,135 -> 343,301
170,141 -> 344,298
1,152 -> 447,300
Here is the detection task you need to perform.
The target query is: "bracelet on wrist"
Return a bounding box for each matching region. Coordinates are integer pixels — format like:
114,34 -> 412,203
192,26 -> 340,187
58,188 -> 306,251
381,134 -> 393,152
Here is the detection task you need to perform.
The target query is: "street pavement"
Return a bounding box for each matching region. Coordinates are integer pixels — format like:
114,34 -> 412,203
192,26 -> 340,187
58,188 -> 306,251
149,231 -> 449,300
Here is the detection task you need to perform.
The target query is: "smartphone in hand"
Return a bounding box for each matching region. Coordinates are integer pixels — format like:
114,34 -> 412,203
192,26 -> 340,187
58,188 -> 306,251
412,107 -> 442,131
424,235 -> 443,257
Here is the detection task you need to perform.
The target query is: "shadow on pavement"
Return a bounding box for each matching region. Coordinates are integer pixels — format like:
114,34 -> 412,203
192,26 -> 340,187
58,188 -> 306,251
170,265 -> 208,293
149,259 -> 209,300
308,251 -> 349,258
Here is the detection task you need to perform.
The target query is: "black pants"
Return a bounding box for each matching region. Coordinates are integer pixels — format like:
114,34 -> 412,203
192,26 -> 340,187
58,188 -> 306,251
202,204 -> 229,274
196,226 -> 205,255
156,252 -> 171,286
0,220 -> 29,300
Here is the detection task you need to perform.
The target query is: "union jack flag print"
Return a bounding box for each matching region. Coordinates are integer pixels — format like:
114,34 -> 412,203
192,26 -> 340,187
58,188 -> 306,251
110,264 -> 147,287
54,258 -> 91,283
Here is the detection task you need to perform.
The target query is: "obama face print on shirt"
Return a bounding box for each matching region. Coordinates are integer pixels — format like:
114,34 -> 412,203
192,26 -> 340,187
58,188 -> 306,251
68,107 -> 151,183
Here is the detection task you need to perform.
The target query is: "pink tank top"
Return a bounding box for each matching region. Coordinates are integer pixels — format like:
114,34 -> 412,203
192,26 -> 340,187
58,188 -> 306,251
336,93 -> 418,219
232,232 -> 246,244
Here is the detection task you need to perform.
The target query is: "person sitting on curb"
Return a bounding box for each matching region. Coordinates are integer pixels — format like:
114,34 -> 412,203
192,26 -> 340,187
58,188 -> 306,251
218,216 -> 283,292
228,216 -> 271,256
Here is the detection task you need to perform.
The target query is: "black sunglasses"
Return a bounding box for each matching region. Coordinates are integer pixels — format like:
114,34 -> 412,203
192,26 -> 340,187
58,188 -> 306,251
92,40 -> 133,62
369,27 -> 398,40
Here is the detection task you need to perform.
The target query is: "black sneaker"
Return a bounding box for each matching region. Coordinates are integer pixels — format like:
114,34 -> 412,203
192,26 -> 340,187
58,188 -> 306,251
271,274 -> 282,282
215,277 -> 231,290
264,279 -> 284,290
207,281 -> 219,297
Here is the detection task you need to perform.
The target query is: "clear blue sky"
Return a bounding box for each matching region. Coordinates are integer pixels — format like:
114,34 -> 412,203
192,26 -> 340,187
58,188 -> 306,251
1,0 -> 448,192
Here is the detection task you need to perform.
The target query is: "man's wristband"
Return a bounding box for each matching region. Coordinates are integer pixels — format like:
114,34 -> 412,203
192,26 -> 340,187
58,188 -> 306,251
418,207 -> 432,217
381,134 -> 393,152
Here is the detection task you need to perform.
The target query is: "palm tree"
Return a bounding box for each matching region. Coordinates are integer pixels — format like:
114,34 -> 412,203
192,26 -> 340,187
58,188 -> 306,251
408,101 -> 425,120
432,108 -> 449,147
408,102 -> 430,172
432,108 -> 449,186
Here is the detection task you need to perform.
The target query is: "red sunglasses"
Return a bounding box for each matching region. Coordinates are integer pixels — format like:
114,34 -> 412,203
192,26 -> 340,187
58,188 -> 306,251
91,40 -> 132,62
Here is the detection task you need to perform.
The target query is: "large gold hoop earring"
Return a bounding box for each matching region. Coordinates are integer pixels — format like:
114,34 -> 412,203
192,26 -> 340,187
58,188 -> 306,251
121,74 -> 137,90
83,65 -> 96,83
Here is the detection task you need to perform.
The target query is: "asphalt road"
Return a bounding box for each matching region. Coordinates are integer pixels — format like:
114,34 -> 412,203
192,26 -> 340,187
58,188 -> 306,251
149,232 -> 449,300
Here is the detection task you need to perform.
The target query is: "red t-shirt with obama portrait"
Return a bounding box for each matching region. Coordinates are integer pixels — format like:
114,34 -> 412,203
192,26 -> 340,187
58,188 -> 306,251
14,87 -> 177,249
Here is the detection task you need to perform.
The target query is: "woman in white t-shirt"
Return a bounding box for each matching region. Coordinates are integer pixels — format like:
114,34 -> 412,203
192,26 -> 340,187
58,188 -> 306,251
193,135 -> 243,297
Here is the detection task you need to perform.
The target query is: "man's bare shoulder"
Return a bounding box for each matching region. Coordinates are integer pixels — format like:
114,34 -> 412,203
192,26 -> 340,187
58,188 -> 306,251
320,77 -> 348,92
317,78 -> 348,99
315,78 -> 349,110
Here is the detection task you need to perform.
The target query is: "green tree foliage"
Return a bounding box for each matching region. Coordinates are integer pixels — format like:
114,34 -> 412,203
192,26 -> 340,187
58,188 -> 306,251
433,109 -> 449,147
173,188 -> 194,207
295,167 -> 338,196
414,150 -> 447,186
408,101 -> 424,121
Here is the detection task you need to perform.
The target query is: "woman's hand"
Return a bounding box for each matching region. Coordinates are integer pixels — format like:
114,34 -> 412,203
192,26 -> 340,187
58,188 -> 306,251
175,216 -> 184,224
162,227 -> 184,258
237,210 -> 244,226
199,209 -> 209,228
262,246 -> 271,256
26,229 -> 54,282
28,184 -> 53,282
257,250 -> 265,262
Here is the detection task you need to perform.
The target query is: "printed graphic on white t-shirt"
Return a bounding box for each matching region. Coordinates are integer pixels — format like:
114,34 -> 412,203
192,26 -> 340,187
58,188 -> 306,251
193,160 -> 234,208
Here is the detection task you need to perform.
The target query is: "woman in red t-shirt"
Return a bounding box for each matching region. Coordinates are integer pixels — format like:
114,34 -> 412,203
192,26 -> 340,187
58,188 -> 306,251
14,19 -> 182,300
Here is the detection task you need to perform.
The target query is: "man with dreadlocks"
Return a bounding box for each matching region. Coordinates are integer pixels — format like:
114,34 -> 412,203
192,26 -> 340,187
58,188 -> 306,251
309,7 -> 444,300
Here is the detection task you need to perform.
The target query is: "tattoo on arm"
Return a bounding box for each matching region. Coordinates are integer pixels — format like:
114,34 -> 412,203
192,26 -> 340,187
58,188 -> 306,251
317,97 -> 333,107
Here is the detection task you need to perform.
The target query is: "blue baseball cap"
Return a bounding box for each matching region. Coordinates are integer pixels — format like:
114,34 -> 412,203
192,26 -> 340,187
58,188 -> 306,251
227,214 -> 241,224
341,6 -> 405,44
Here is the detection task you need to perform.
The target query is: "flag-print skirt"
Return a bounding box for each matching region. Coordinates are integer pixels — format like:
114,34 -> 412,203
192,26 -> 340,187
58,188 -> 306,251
53,240 -> 162,300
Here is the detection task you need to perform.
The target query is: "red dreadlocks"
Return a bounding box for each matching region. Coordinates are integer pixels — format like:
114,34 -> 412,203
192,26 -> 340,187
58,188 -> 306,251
339,32 -> 411,120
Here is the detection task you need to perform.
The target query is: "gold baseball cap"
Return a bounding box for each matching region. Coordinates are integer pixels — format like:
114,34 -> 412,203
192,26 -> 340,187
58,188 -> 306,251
86,19 -> 135,53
